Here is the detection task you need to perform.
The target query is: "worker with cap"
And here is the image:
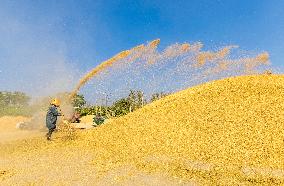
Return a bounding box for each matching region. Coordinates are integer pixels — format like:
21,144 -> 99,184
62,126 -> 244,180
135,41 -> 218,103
46,98 -> 63,140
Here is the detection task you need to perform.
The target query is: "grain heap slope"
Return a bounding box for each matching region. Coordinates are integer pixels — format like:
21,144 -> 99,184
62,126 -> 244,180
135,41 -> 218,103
83,74 -> 284,174
2,75 -> 284,184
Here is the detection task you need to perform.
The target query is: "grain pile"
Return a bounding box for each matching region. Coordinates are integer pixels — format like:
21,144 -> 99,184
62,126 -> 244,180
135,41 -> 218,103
2,74 -> 284,185
80,115 -> 95,123
79,74 -> 284,184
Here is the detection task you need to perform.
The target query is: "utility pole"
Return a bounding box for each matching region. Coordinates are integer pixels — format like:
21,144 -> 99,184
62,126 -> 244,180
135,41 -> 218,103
100,98 -> 104,115
105,93 -> 108,107
142,92 -> 144,107
95,100 -> 98,115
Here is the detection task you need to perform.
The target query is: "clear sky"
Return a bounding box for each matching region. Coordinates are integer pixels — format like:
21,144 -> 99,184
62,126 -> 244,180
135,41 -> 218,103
0,0 -> 284,98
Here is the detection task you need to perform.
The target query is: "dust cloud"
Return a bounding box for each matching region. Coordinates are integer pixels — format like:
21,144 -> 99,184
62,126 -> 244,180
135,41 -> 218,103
79,39 -> 271,103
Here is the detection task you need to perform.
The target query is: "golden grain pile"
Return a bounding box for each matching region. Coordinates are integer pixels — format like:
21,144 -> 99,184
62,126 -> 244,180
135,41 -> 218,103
76,74 -> 284,184
2,74 -> 284,185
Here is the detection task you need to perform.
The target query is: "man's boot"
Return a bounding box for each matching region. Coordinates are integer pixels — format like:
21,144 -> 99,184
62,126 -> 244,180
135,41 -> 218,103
46,130 -> 51,140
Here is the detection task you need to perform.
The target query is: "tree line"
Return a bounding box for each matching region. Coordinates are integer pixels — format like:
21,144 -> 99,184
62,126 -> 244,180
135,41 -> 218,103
71,90 -> 169,118
0,91 -> 31,116
0,90 -> 169,118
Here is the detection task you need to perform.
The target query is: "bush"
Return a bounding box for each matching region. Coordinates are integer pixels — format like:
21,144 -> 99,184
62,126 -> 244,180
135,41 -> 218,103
93,115 -> 105,125
0,106 -> 32,117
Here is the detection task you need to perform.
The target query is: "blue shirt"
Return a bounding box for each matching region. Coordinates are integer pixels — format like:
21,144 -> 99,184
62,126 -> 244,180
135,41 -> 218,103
46,105 -> 61,128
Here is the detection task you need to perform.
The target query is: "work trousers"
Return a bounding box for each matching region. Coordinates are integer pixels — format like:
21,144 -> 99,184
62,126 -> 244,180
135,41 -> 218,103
46,125 -> 56,138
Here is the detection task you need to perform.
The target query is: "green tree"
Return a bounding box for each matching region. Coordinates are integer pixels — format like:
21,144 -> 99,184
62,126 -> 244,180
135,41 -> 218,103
128,90 -> 135,112
0,91 -> 31,116
136,90 -> 146,108
72,94 -> 86,109
111,98 -> 131,117
127,90 -> 146,112
0,91 -> 30,107
12,91 -> 30,107
150,92 -> 169,102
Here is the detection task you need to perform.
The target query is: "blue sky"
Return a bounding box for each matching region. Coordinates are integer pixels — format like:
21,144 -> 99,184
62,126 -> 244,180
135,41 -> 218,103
0,0 -> 284,98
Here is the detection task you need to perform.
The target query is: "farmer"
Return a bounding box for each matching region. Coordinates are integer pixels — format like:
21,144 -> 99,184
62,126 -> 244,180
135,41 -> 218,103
46,98 -> 63,140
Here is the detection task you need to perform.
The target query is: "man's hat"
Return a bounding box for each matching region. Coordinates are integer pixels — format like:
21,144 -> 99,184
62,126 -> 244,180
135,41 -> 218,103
50,98 -> 60,106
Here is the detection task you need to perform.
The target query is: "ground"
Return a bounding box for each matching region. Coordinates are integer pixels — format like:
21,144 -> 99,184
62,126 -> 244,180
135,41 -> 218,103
0,116 -> 44,143
0,116 -> 196,185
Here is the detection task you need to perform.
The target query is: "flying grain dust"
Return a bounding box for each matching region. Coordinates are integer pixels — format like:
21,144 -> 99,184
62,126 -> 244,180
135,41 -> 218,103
80,39 -> 271,102
70,39 -> 160,98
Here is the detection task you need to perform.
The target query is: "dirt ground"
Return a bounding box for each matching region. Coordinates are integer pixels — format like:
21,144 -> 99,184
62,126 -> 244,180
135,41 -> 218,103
0,140 -> 195,186
0,116 -> 196,185
0,116 -> 44,143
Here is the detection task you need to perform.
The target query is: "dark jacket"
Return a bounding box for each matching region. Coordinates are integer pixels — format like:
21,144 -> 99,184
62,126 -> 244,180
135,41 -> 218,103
46,105 -> 61,129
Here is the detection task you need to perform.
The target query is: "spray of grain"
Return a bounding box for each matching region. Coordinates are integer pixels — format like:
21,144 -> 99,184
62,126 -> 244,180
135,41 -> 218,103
195,45 -> 237,66
83,40 -> 270,103
70,51 -> 130,98
69,41 -> 159,98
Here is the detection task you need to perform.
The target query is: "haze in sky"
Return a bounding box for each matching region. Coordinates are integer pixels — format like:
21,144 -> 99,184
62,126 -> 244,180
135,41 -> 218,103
0,0 -> 283,101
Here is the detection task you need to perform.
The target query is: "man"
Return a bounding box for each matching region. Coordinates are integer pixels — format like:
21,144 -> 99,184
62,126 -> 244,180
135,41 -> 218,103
46,98 -> 63,140
70,111 -> 81,123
